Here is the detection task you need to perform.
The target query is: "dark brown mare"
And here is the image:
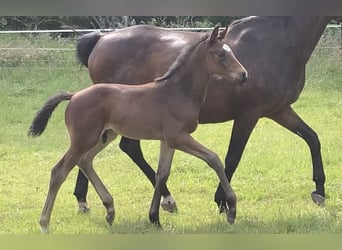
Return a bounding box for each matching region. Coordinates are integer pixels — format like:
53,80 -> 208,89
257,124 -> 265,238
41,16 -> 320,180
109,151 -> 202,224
74,16 -> 331,213
28,26 -> 248,233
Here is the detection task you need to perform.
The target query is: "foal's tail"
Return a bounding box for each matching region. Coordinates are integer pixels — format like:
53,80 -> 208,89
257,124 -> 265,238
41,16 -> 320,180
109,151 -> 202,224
76,31 -> 103,67
28,91 -> 74,137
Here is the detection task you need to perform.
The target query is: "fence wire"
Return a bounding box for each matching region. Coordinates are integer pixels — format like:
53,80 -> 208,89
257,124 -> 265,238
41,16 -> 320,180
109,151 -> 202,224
0,27 -> 341,69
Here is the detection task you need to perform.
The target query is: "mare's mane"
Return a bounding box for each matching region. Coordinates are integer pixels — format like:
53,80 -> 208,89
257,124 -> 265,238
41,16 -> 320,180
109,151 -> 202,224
156,33 -> 210,83
229,16 -> 257,27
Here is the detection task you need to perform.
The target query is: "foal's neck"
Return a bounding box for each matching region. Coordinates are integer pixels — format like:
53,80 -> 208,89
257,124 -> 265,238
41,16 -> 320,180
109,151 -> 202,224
161,41 -> 211,106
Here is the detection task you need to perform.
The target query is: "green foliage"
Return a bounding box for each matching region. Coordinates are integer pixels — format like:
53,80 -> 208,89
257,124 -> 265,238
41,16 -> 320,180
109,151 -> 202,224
137,16 -> 239,28
0,16 -> 341,31
0,16 -> 243,30
0,32 -> 341,234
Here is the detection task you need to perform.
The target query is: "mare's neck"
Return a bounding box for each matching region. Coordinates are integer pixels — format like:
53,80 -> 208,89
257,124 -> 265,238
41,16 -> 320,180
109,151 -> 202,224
286,17 -> 331,63
230,16 -> 331,65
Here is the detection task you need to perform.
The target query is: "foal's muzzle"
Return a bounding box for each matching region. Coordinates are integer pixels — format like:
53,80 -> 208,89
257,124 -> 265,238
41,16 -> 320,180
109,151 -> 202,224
239,71 -> 249,86
242,72 -> 248,81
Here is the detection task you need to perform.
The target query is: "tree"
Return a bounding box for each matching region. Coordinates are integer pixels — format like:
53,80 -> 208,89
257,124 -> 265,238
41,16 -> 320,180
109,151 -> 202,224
0,16 -> 62,30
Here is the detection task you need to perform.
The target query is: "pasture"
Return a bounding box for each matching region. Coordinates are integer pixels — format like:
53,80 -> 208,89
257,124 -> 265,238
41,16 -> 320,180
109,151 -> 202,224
0,31 -> 341,234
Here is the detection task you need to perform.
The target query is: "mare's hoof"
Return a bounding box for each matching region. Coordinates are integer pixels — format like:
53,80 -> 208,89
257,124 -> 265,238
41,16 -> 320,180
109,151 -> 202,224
227,216 -> 235,225
311,192 -> 325,206
149,213 -> 162,228
161,195 -> 177,213
151,221 -> 163,229
78,201 -> 90,213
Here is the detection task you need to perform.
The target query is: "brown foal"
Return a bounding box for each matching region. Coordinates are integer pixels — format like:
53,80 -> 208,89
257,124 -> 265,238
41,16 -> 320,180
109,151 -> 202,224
29,26 -> 248,233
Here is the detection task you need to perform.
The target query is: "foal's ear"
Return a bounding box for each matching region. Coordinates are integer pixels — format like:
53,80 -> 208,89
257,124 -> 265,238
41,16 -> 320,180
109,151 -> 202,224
218,26 -> 229,40
209,26 -> 220,45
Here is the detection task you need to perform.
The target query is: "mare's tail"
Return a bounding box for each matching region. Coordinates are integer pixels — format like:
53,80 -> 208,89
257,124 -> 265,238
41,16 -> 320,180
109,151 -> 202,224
28,91 -> 74,137
76,31 -> 103,67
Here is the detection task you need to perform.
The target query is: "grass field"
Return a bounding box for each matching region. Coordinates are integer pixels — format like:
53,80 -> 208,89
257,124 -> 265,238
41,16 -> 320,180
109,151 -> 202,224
0,33 -> 341,234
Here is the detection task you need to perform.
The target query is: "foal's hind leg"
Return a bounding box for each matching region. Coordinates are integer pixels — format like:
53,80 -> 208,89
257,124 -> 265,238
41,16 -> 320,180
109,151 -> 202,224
40,149 -> 82,233
77,130 -> 118,225
79,158 -> 116,226
75,130 -> 118,212
119,137 -> 177,213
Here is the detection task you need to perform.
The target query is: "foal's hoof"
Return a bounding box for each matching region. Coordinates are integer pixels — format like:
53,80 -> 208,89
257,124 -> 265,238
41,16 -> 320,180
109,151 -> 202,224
40,225 -> 49,234
78,201 -> 90,213
39,219 -> 50,234
226,210 -> 236,225
160,195 -> 177,213
106,214 -> 114,226
217,201 -> 228,214
311,192 -> 325,206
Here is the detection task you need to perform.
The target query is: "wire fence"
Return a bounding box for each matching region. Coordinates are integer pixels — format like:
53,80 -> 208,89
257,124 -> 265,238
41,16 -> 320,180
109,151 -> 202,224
0,26 -> 341,69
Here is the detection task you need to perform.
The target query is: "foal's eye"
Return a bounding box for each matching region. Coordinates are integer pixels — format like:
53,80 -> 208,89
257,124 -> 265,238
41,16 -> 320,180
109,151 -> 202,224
217,52 -> 225,59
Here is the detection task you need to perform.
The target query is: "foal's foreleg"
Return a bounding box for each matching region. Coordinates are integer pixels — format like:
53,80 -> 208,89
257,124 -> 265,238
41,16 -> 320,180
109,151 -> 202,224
169,134 -> 237,224
119,137 -> 177,212
149,141 -> 175,226
40,149 -> 81,233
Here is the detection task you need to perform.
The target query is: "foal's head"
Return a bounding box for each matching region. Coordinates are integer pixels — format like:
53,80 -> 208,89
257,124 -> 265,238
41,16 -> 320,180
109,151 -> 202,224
206,26 -> 248,84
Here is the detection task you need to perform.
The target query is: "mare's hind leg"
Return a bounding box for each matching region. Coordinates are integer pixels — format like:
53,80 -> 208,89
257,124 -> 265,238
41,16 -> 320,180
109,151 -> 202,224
268,106 -> 326,205
119,137 -> 177,213
40,149 -> 82,234
74,170 -> 89,212
215,114 -> 258,213
76,130 -> 118,212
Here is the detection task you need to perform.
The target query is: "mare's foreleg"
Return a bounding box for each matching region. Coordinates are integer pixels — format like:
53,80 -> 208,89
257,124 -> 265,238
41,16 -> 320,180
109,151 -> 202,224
215,114 -> 258,213
119,137 -> 177,212
168,134 -> 237,224
268,106 -> 325,205
149,141 -> 175,227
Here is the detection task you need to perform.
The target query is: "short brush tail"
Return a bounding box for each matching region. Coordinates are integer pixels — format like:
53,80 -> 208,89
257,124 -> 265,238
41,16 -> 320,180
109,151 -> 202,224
28,91 -> 74,137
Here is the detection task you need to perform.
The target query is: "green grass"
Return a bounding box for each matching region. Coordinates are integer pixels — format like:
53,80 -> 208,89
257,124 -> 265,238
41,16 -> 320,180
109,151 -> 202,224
0,34 -> 341,234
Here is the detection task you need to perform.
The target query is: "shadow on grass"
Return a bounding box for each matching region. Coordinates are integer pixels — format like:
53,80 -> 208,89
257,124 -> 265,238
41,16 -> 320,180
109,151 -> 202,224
77,206 -> 342,234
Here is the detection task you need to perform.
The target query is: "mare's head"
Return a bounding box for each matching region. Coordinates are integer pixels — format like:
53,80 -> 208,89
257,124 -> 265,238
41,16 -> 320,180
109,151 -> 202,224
206,26 -> 248,84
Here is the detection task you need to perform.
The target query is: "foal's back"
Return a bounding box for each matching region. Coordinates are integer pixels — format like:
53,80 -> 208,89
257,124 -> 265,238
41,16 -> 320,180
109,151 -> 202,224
67,82 -> 196,141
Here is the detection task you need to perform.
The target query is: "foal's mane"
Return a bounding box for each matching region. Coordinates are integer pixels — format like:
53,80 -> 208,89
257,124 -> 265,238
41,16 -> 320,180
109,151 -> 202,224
156,33 -> 210,83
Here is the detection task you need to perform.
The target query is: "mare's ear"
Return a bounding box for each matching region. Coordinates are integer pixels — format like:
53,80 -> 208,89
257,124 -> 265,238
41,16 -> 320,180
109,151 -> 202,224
218,26 -> 229,40
209,26 -> 220,45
